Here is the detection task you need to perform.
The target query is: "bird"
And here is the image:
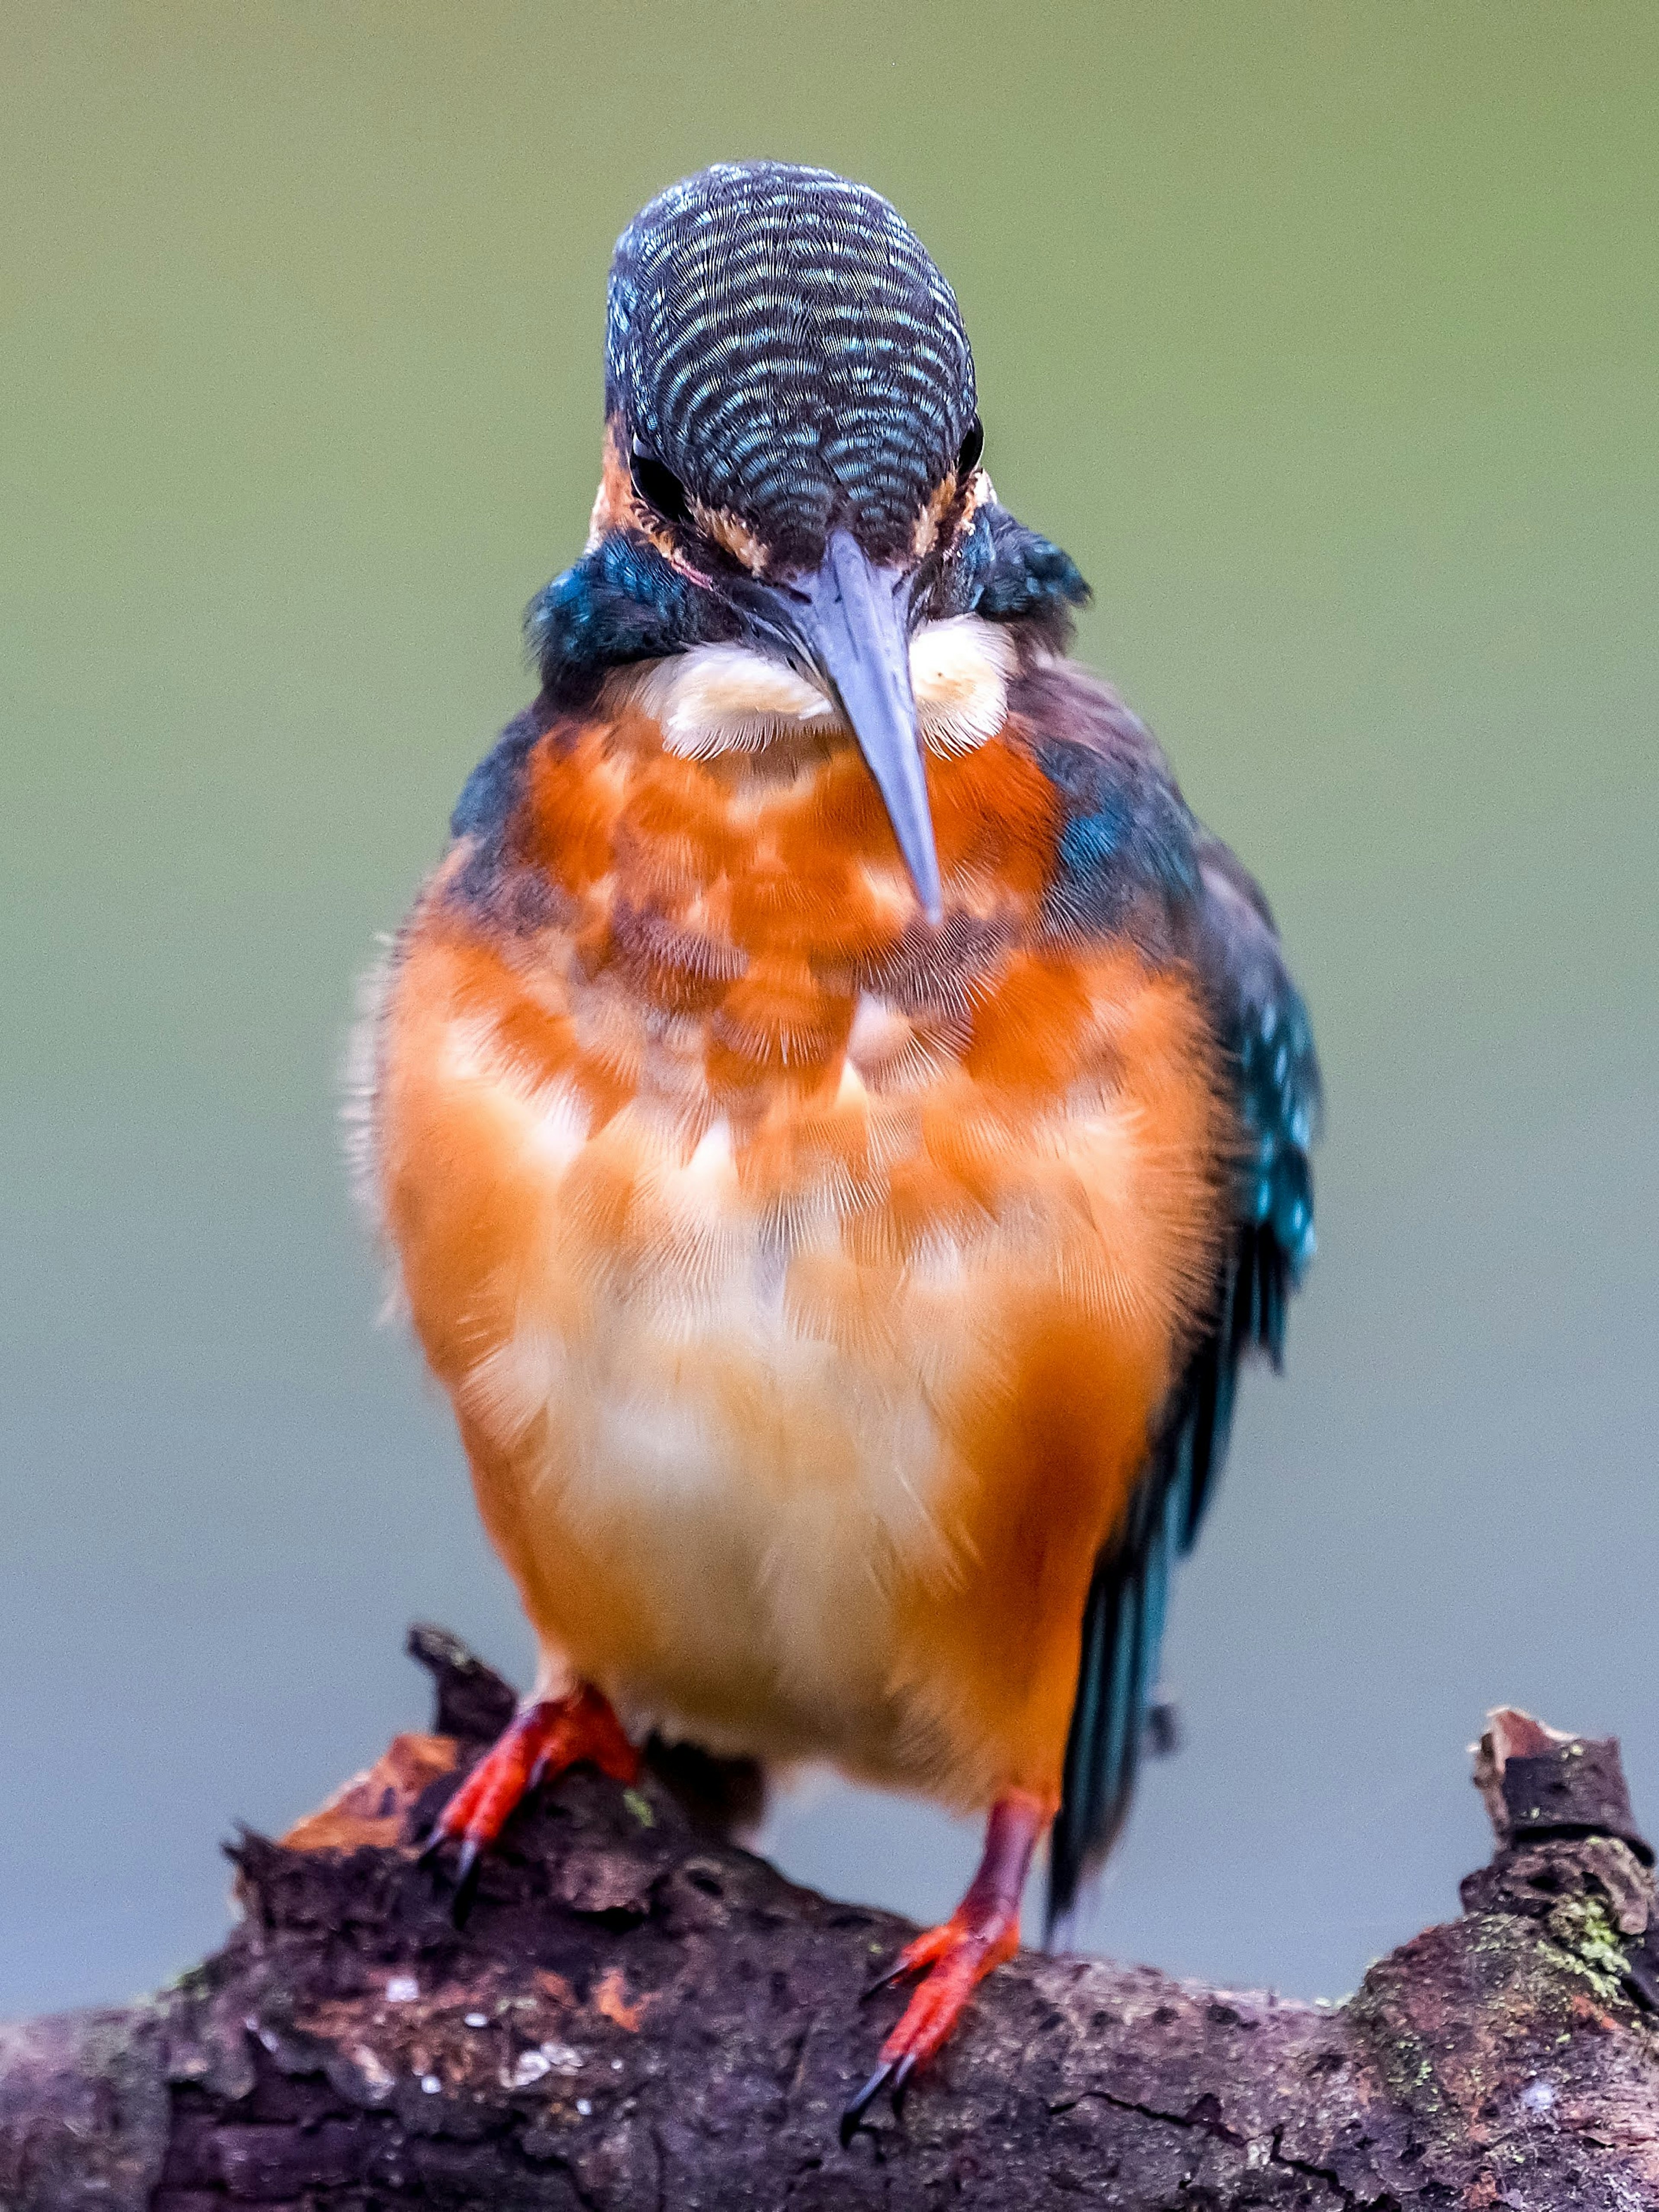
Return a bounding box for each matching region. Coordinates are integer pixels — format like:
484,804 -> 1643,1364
361,160 -> 1319,2140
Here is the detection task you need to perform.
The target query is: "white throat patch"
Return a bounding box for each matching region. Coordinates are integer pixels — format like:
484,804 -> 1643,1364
623,616 -> 1015,760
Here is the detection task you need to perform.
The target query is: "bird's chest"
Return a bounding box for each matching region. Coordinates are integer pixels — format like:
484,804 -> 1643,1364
378,698 -> 1229,1763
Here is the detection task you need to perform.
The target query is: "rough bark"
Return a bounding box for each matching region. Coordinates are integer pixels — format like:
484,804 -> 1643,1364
4,1629 -> 1659,2210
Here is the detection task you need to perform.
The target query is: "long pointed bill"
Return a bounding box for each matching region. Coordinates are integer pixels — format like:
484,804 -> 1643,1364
787,531 -> 942,923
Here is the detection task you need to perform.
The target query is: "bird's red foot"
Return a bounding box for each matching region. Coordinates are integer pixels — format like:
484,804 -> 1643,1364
841,1787 -> 1050,2145
421,1684 -> 638,1922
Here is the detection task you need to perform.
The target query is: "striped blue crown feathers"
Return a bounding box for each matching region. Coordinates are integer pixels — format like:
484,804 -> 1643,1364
605,162 -> 977,569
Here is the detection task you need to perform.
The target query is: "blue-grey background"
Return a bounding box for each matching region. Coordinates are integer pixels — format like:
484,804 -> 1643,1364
4,3 -> 1656,2018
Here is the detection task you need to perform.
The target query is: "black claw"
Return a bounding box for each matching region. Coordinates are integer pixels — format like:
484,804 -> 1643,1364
449,1838 -> 484,1927
860,1955 -> 914,2002
839,2060 -> 894,2146
889,2051 -> 915,2118
839,2050 -> 921,2143
419,1825 -> 489,1927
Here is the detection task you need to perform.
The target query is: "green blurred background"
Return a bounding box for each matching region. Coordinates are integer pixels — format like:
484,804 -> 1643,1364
4,2 -> 1656,2018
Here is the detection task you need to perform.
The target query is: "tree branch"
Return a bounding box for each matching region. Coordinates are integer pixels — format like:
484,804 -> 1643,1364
5,1630 -> 1659,2208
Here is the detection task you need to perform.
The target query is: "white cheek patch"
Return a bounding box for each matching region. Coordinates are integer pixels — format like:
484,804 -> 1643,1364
912,616 -> 1016,755
632,647 -> 836,757
628,617 -> 1014,760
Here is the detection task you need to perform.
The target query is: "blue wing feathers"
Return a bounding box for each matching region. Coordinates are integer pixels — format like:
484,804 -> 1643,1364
1046,813 -> 1320,1936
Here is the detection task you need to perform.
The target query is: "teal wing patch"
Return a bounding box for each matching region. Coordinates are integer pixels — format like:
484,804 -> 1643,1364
1047,836 -> 1319,1933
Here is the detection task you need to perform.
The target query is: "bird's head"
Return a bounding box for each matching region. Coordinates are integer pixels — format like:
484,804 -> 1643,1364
529,162 -> 1086,922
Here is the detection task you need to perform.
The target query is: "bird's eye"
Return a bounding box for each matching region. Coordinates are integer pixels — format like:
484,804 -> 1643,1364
631,449 -> 692,527
956,416 -> 984,479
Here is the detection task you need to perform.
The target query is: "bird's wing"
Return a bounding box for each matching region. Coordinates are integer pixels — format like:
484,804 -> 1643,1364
1046,829 -> 1321,1934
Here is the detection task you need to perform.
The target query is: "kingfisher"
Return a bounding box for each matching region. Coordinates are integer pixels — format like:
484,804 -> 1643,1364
363,161 -> 1318,2138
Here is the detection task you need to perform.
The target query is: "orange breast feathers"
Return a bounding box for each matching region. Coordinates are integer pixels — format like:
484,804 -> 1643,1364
369,634 -> 1234,1810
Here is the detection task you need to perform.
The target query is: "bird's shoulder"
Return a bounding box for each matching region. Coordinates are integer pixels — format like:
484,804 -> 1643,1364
1002,652 -> 1203,944
1007,654 -> 1320,1197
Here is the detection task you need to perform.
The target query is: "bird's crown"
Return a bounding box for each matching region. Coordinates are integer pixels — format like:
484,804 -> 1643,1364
605,161 -> 978,574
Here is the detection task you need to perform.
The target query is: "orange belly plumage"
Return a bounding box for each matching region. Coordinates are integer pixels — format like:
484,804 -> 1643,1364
371,664 -> 1230,1811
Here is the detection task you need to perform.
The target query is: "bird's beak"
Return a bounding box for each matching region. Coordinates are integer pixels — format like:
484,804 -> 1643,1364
782,531 -> 942,923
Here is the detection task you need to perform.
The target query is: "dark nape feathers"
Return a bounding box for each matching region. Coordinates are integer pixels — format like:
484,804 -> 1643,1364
978,506 -> 1091,644
523,535 -> 734,709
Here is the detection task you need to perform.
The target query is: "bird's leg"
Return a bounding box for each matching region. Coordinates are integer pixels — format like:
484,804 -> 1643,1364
420,1682 -> 639,1922
841,1786 -> 1051,2143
